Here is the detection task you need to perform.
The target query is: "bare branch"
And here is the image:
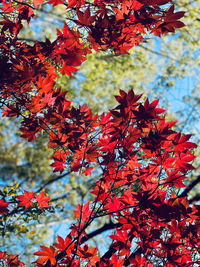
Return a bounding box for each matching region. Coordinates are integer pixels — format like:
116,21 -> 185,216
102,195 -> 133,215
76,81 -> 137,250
189,194 -> 200,204
139,44 -> 179,62
81,221 -> 121,244
35,218 -> 70,228
37,171 -> 71,192
178,175 -> 200,198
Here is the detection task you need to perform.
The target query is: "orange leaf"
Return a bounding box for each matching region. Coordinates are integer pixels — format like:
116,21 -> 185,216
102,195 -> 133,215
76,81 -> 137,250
34,245 -> 57,265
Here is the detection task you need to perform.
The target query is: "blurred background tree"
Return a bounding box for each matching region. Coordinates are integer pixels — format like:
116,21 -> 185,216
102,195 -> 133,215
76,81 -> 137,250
0,0 -> 199,264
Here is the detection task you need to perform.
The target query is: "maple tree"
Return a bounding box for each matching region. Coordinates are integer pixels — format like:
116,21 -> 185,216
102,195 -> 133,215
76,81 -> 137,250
0,0 -> 199,266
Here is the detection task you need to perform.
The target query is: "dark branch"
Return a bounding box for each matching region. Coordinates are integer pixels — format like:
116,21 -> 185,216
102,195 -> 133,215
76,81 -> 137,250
189,194 -> 200,204
81,221 -> 121,244
139,44 -> 179,62
37,171 -> 71,192
178,175 -> 200,198
124,247 -> 143,266
99,247 -> 117,263
51,194 -> 68,202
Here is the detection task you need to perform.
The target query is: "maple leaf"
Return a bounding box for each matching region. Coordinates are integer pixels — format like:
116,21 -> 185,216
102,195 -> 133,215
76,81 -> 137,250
153,5 -> 185,36
7,253 -> 25,266
51,151 -> 67,173
110,254 -> 125,266
99,112 -> 112,126
83,166 -> 93,176
60,63 -> 78,76
42,93 -> 56,107
47,0 -> 64,6
85,147 -> 99,163
110,229 -> 131,257
70,159 -> 83,172
76,7 -> 95,26
0,0 -> 15,13
108,196 -> 122,214
0,18 -> 22,35
51,160 -> 65,173
28,95 -> 45,113
20,127 -> 37,142
0,251 -> 7,261
51,160 -> 66,173
174,141 -> 197,152
77,245 -> 100,264
33,0 -> 44,8
129,254 -> 147,266
35,191 -> 50,210
54,235 -> 74,254
110,228 -> 129,244
67,0 -> 85,9
2,105 -> 20,117
36,75 -> 55,95
163,170 -> 187,188
0,199 -> 9,215
16,191 -> 35,210
74,201 -> 93,223
34,245 -> 57,265
17,5 -> 35,22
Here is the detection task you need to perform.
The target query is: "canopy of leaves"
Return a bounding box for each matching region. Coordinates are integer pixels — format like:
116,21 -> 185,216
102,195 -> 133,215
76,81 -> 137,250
0,0 -> 199,265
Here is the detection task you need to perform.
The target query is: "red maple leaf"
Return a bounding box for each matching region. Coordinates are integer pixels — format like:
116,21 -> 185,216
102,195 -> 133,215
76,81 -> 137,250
2,105 -> 20,118
74,201 -> 93,223
42,93 -> 56,107
67,0 -> 85,9
51,160 -> 66,173
83,166 -> 93,176
110,229 -> 131,257
54,235 -> 74,254
0,199 -> 9,215
51,151 -> 67,173
110,254 -> 125,266
34,245 -> 57,265
35,191 -> 50,210
0,0 -> 15,13
36,75 -> 55,95
47,0 -> 64,6
16,191 -> 35,210
129,254 -> 147,266
153,5 -> 185,36
77,245 -> 100,264
7,253 -> 25,266
33,0 -> 44,8
108,196 -> 122,214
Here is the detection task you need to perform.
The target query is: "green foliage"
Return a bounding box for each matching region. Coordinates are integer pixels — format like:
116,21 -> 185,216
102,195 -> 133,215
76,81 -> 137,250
0,118 -> 53,184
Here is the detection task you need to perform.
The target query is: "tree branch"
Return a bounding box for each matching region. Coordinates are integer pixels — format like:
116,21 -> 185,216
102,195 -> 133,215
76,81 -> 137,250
35,218 -> 70,228
189,194 -> 200,204
99,247 -> 117,263
81,221 -> 121,244
178,175 -> 200,198
37,171 -> 71,192
124,247 -> 143,266
139,44 -> 179,62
